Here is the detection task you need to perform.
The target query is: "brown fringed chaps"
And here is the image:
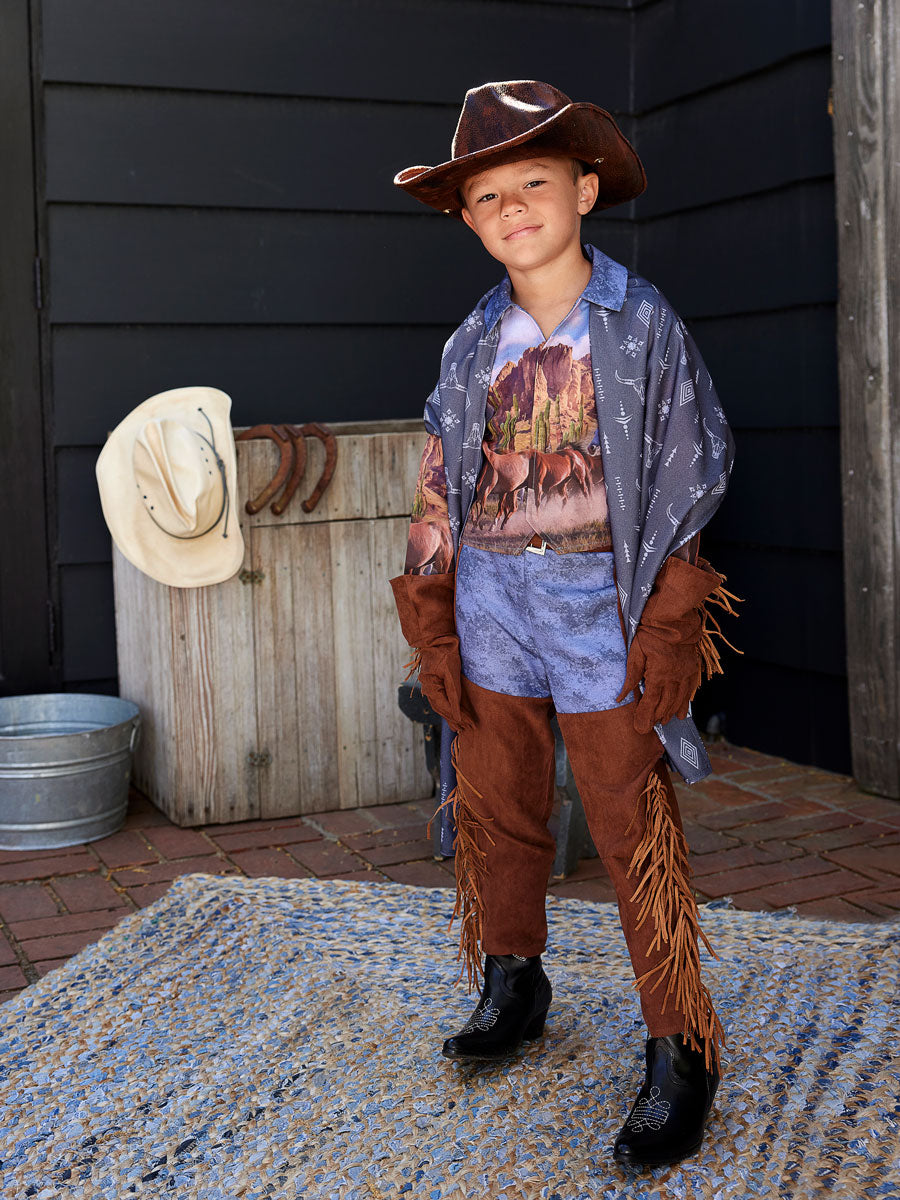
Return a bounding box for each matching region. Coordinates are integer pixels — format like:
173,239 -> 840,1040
431,679 -> 728,1075
623,767 -> 728,1076
430,735 -> 496,990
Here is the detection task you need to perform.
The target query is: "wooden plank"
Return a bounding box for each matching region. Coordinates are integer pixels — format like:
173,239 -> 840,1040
637,179 -> 836,317
372,431 -> 429,519
370,517 -> 434,803
706,429 -> 842,554
696,542 -> 846,677
167,532 -> 259,824
44,86 -> 456,214
56,447 -> 114,564
58,564 -> 116,681
137,563 -> 177,808
633,53 -> 833,219
688,307 -> 839,431
329,520 -> 379,808
288,523 -> 341,813
49,188 -> 835,327
46,205 -> 634,325
251,523 -> 300,817
252,521 -> 346,818
167,583 -> 219,822
40,0 -> 631,108
0,0 -> 53,692
112,545 -> 177,811
831,0 -> 899,796
49,311 -> 838,450
636,0 -> 830,110
692,655 -> 852,778
51,325 -> 448,448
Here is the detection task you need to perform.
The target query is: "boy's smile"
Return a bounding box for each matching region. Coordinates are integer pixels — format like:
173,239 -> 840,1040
459,154 -> 600,331
459,155 -> 599,272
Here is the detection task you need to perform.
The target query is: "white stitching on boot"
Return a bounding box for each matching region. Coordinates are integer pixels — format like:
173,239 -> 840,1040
626,1086 -> 671,1131
460,996 -> 501,1033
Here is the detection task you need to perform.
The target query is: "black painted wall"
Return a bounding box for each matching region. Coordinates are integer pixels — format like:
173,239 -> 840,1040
629,0 -> 845,771
16,0 -> 847,771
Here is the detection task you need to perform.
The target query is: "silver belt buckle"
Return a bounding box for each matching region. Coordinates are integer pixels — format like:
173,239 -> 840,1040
525,538 -> 547,556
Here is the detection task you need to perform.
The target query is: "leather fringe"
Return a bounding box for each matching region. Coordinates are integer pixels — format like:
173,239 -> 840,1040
624,768 -> 728,1076
403,647 -> 423,682
698,575 -> 744,682
428,735 -> 496,992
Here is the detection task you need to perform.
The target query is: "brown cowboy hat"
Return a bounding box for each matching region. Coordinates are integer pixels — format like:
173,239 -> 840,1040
394,79 -> 647,219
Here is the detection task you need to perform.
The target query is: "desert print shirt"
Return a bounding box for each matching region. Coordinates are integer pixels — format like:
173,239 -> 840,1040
403,271 -> 614,573
459,292 -> 611,555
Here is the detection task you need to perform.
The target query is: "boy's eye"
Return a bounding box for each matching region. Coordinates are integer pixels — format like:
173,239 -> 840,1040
476,179 -> 545,203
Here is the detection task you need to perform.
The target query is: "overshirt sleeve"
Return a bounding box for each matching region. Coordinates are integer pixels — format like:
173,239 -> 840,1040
403,431 -> 454,575
642,299 -> 735,553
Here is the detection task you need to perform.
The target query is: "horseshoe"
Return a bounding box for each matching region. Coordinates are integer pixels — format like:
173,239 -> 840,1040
282,422 -> 338,513
234,424 -> 295,515
270,429 -> 307,516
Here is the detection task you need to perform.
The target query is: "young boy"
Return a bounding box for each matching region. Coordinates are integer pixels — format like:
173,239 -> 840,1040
389,80 -> 739,1169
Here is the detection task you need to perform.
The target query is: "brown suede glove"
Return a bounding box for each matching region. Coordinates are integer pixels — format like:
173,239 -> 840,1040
390,572 -> 475,734
615,554 -> 728,735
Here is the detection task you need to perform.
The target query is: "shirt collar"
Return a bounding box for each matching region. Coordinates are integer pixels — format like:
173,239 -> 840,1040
483,242 -> 628,333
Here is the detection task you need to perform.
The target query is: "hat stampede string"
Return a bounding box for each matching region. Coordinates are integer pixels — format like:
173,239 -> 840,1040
140,406 -> 232,541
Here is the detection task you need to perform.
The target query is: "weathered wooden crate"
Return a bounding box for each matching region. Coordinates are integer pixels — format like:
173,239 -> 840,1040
113,419 -> 431,826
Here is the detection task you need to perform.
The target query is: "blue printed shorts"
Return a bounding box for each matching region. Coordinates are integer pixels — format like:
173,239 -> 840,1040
454,543 -> 631,714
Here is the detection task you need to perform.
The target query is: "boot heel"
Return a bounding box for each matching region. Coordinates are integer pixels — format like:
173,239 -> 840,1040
523,1009 -> 548,1040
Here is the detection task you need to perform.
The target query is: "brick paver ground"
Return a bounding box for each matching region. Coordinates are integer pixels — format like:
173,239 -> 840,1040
1,739 -> 898,1005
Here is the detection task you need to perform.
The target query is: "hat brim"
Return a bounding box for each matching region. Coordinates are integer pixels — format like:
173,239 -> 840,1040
96,386 -> 245,589
393,102 -> 647,218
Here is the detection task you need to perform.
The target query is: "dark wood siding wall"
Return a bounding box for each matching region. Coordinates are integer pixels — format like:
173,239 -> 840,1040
26,0 -> 844,772
0,2 -> 52,692
631,0 -> 845,771
38,0 -> 634,695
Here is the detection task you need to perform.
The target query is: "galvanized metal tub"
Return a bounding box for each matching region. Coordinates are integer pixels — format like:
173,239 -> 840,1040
0,694 -> 141,850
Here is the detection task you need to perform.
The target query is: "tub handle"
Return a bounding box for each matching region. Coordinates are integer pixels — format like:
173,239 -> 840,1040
129,719 -> 142,754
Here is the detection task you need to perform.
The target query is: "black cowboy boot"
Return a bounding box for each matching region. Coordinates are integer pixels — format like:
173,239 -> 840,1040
612,1033 -> 720,1168
442,954 -> 552,1060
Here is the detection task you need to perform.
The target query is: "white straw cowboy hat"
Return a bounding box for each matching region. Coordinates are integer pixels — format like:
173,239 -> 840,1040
96,386 -> 244,588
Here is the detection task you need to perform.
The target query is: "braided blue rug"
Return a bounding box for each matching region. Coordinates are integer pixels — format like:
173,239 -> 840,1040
2,874 -> 898,1198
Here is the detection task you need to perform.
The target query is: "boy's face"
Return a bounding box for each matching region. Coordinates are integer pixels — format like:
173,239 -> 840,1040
458,155 -> 599,271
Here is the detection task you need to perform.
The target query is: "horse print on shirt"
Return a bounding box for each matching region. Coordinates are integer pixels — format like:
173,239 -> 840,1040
405,433 -> 454,574
461,301 -> 613,556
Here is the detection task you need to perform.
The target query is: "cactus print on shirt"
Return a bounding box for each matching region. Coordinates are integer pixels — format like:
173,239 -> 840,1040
459,296 -> 612,555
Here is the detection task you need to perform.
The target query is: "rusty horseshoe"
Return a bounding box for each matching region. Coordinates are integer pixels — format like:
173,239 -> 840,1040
234,421 -> 337,517
283,423 -> 337,513
234,424 -> 295,515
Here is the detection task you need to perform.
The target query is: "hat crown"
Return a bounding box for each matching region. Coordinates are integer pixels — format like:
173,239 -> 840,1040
451,80 -> 573,160
132,417 -> 224,539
